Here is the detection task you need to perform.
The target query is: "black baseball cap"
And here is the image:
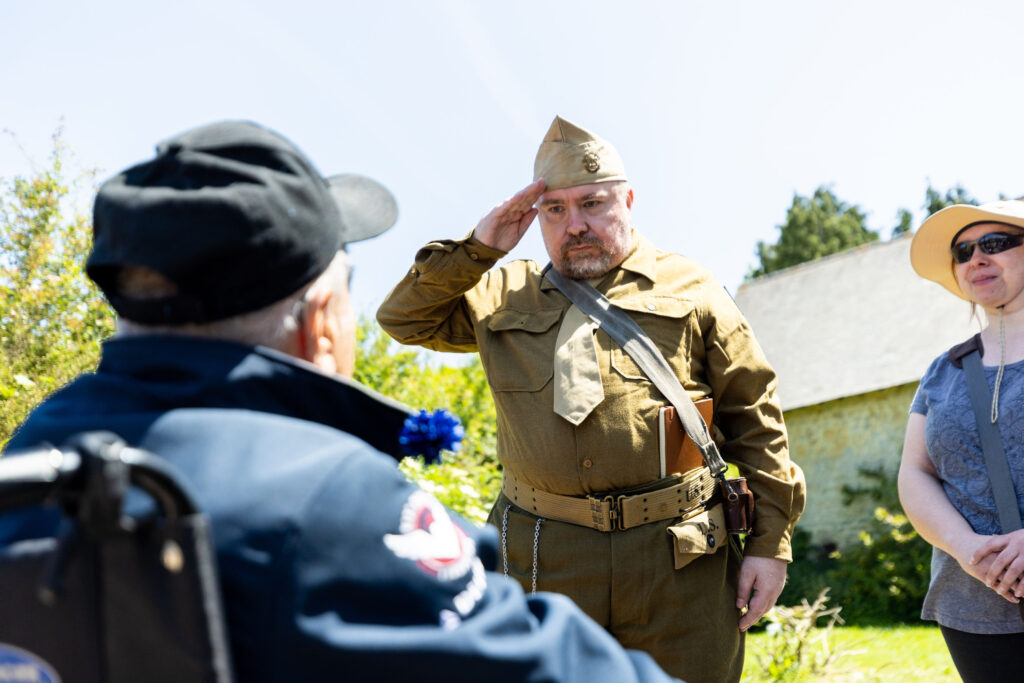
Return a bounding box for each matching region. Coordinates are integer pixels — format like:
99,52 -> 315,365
88,120 -> 397,325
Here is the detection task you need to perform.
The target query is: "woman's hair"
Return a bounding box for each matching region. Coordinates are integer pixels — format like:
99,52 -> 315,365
116,250 -> 352,352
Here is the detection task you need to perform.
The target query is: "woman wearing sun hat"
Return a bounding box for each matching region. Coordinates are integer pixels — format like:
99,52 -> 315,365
900,199 -> 1024,681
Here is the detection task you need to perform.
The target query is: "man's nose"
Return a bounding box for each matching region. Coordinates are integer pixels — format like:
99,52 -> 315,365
566,206 -> 588,235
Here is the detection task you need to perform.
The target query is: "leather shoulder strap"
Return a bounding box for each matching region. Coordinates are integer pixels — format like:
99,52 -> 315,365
962,350 -> 1023,532
546,266 -> 728,477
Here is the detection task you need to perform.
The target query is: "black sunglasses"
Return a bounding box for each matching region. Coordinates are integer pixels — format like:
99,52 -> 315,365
951,232 -> 1024,264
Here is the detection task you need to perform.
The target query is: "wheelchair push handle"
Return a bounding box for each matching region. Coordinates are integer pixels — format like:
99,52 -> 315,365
0,445 -> 81,514
0,432 -> 201,520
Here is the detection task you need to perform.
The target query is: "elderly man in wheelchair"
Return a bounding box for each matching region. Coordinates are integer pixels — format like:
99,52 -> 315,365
0,121 -> 680,683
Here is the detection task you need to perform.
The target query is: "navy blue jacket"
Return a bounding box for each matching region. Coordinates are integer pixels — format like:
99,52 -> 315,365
1,336 -> 678,683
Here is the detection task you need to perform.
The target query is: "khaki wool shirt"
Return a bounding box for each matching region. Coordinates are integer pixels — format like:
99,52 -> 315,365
378,231 -> 805,560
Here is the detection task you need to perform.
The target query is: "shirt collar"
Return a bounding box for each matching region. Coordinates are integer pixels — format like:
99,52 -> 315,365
541,228 -> 657,290
96,335 -> 413,459
617,230 -> 658,283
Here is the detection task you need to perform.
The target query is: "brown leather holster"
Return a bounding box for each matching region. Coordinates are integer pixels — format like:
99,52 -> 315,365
719,477 -> 755,535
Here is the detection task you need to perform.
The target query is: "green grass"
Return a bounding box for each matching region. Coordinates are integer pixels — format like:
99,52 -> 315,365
743,624 -> 960,682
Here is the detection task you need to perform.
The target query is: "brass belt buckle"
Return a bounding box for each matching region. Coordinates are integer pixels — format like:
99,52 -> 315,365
613,495 -> 627,530
589,495 -> 619,532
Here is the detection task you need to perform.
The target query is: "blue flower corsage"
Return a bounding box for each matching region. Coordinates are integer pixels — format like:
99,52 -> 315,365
399,409 -> 464,464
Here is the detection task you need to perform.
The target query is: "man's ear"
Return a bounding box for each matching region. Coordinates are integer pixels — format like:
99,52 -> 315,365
625,187 -> 634,210
299,288 -> 338,374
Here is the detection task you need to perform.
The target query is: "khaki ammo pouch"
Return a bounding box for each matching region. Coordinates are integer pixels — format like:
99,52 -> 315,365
719,476 -> 755,535
667,502 -> 726,569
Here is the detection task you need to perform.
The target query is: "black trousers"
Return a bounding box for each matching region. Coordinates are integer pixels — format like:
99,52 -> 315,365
939,625 -> 1024,683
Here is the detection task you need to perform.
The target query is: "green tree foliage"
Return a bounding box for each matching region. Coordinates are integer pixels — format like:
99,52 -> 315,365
890,183 -> 977,241
749,186 -> 878,278
0,133 -> 113,449
891,208 -> 913,237
923,182 -> 978,215
779,465 -> 931,624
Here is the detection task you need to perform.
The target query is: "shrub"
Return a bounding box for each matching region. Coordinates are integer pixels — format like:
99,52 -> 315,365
747,589 -> 845,682
0,131 -> 113,449
825,505 -> 931,623
355,321 -> 501,524
778,528 -> 837,609
779,464 -> 931,624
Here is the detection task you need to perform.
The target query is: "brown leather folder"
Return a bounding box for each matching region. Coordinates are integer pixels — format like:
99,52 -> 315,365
659,398 -> 714,476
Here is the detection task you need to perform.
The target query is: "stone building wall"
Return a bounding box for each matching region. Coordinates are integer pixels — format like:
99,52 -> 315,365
782,382 -> 918,548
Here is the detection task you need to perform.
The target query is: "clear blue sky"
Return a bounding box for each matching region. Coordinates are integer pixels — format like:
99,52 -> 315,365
3,0 -> 1024,320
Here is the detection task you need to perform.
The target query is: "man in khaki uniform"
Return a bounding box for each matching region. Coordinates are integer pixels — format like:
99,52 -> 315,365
377,116 -> 805,683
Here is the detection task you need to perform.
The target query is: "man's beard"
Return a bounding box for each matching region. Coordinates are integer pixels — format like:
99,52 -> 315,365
558,234 -> 619,279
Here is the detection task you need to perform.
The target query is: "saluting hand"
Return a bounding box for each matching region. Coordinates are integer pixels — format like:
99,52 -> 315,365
472,179 -> 546,253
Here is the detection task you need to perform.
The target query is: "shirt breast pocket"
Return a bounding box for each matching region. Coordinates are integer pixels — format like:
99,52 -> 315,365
608,297 -> 696,381
483,307 -> 562,392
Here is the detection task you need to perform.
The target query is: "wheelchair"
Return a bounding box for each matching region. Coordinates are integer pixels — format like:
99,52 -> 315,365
0,432 -> 234,683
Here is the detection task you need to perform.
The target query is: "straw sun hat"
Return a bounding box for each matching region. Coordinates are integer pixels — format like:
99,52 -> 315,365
910,199 -> 1024,300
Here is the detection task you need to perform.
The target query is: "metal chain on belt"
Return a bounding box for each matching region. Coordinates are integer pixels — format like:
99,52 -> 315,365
531,517 -> 544,595
501,504 -> 545,594
501,505 -> 511,578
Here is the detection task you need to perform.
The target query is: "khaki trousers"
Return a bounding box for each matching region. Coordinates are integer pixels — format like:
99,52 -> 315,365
490,492 -> 744,683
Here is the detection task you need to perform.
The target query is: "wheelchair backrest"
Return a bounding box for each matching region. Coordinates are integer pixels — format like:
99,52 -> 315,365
0,432 -> 233,683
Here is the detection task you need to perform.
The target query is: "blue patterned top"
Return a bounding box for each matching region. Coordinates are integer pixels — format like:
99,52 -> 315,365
910,350 -> 1024,633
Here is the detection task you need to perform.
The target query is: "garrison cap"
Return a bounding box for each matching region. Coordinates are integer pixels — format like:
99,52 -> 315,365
533,116 -> 628,191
